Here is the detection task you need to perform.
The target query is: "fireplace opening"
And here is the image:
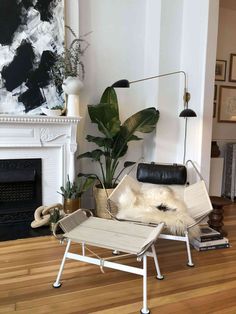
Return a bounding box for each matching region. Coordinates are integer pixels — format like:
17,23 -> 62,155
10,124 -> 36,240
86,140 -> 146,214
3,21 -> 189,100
0,159 -> 42,225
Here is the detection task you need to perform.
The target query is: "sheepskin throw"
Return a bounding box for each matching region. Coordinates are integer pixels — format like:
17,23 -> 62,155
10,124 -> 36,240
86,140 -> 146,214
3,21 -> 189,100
116,185 -> 200,238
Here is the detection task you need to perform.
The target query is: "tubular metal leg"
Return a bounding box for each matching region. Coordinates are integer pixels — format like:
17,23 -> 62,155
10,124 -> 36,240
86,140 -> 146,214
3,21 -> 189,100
140,255 -> 150,314
151,245 -> 164,280
53,239 -> 71,288
82,242 -> 85,256
184,231 -> 194,267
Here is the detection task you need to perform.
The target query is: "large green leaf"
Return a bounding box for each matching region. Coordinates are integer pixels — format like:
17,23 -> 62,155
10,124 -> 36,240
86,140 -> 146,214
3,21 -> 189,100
88,87 -> 120,137
112,108 -> 159,158
86,135 -> 113,148
78,149 -> 104,161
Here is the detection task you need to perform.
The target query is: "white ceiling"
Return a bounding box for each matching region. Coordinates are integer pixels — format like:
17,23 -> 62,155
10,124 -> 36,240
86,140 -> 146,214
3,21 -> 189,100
220,0 -> 236,11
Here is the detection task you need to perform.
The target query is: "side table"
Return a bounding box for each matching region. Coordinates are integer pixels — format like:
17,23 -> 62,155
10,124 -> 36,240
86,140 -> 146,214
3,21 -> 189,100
208,196 -> 232,236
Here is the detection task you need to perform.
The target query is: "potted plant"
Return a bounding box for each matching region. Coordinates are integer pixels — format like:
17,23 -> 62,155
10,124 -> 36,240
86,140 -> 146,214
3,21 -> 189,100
41,105 -> 66,116
49,207 -> 64,232
78,87 -> 159,218
58,175 -> 95,214
52,25 -> 89,116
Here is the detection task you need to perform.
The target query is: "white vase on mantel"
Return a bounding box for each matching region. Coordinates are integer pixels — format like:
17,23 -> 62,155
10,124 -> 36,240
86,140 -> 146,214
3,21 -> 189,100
62,76 -> 83,117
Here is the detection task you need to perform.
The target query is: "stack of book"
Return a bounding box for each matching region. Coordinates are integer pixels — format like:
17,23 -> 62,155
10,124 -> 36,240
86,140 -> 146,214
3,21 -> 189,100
190,226 -> 230,251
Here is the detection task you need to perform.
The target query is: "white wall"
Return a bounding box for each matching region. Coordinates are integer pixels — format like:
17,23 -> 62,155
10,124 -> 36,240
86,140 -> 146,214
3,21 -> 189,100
156,0 -> 184,163
180,0 -> 219,185
78,0 -> 162,172
212,6 -> 236,141
65,0 -> 219,199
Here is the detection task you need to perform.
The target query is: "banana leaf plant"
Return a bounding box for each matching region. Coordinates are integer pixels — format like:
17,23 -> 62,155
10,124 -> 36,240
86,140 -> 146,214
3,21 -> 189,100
78,87 -> 159,189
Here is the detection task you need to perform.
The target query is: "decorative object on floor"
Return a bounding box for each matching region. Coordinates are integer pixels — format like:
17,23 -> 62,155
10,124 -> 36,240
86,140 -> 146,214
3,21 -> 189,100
190,225 -> 230,251
112,71 -> 197,163
49,207 -> 64,232
218,86 -> 236,122
31,203 -> 64,228
0,0 -> 64,114
58,175 -> 95,214
53,209 -> 165,314
209,196 -> 232,236
52,25 -> 89,117
78,87 -> 159,217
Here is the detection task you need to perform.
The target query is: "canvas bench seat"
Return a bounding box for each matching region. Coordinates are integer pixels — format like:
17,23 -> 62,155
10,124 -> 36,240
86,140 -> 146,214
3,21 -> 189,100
53,209 -> 165,314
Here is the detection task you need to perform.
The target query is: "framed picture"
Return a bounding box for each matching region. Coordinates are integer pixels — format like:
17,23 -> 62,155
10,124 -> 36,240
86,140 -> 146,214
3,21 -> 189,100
0,1 -> 65,115
215,60 -> 227,81
229,54 -> 236,82
214,85 -> 217,101
218,86 -> 236,122
213,102 -> 217,118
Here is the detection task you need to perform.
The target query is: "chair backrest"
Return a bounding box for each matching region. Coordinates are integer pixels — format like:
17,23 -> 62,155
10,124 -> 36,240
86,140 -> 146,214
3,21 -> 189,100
109,174 -> 141,205
184,180 -> 213,219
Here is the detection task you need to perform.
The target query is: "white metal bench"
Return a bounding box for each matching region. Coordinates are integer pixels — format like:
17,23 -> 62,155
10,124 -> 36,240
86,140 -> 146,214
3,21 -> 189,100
53,209 -> 165,314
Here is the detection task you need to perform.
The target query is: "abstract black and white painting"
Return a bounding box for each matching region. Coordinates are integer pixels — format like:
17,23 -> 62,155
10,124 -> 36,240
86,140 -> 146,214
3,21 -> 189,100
0,0 -> 64,114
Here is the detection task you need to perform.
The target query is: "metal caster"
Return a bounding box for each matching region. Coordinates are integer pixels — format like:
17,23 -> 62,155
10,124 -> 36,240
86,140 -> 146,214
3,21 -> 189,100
53,282 -> 62,288
140,309 -> 150,314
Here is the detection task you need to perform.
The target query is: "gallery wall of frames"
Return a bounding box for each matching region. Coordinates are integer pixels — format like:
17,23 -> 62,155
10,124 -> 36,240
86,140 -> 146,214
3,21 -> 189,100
215,54 -> 236,123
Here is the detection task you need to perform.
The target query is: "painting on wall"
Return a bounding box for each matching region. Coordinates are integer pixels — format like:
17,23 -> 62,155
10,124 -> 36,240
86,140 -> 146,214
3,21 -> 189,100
215,60 -> 227,81
229,53 -> 236,82
218,86 -> 236,123
0,0 -> 64,115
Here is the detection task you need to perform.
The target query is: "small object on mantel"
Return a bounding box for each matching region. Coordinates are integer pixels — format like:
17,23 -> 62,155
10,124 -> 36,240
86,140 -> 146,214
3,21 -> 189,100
208,196 -> 232,237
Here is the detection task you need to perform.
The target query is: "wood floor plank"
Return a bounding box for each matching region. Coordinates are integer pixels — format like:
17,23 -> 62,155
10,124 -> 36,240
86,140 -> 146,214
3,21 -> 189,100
0,203 -> 236,313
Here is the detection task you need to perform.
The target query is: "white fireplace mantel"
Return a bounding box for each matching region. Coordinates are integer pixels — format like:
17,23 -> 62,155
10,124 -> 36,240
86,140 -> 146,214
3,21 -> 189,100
0,115 -> 80,205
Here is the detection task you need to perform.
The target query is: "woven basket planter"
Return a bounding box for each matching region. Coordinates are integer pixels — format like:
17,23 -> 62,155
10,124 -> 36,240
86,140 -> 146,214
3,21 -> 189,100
94,186 -> 118,219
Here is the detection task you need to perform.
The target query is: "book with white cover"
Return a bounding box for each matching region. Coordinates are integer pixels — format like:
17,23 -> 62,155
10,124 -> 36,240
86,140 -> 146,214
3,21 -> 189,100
191,237 -> 229,248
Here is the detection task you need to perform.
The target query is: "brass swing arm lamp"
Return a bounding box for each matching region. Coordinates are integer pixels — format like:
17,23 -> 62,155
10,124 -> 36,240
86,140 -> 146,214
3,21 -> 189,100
111,70 -> 196,117
111,70 -> 197,163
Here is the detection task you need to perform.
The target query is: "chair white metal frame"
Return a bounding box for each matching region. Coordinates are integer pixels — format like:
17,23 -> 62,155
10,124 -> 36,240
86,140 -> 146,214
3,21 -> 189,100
53,209 -> 165,314
107,160 -> 213,267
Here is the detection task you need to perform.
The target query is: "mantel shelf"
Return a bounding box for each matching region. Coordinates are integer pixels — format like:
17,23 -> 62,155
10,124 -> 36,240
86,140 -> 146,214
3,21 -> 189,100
0,115 -> 81,124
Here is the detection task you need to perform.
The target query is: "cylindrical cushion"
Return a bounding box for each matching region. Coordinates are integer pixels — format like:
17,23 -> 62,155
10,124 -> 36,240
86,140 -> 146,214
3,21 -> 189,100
137,163 -> 187,185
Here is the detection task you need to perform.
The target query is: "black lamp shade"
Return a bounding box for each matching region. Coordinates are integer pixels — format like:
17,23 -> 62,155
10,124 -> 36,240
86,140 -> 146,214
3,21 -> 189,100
111,79 -> 130,88
179,108 -> 197,117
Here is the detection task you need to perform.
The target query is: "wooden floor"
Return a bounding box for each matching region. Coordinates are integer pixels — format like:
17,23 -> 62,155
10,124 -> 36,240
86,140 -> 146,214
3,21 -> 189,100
1,204 -> 236,314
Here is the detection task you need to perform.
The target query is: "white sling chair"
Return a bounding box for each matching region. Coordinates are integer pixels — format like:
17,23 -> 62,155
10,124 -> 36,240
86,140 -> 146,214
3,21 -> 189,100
53,209 -> 165,314
108,160 -> 213,267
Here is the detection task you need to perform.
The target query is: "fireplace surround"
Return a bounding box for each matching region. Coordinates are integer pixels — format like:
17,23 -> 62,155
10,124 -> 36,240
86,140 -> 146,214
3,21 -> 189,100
0,115 -> 80,239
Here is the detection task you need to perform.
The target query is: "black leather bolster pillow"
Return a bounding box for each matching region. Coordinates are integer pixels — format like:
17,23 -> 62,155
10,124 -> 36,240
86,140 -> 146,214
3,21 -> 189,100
137,163 -> 187,185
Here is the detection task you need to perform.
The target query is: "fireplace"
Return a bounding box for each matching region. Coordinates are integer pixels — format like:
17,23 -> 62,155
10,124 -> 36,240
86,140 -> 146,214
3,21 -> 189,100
0,158 -> 42,224
0,115 -> 80,241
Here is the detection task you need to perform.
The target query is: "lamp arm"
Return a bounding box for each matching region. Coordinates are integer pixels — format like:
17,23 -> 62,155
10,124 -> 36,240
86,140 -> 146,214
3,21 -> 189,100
130,70 -> 190,106
130,70 -> 187,88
